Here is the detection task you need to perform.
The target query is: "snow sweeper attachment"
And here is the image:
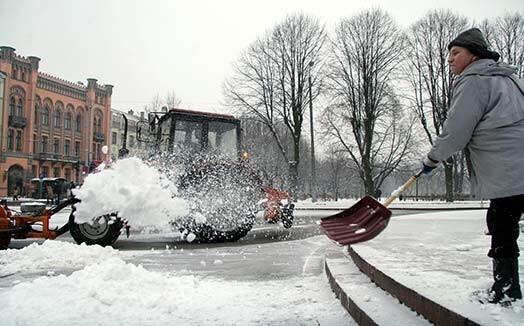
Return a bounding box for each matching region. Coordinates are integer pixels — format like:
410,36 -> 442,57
320,170 -> 423,245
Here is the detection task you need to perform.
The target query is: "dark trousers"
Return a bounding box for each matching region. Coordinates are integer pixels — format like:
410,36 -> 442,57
486,194 -> 524,258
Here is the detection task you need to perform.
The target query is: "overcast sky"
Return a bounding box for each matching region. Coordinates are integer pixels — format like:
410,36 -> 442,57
1,0 -> 523,114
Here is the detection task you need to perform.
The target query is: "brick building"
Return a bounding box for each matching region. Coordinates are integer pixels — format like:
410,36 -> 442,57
0,46 -> 113,197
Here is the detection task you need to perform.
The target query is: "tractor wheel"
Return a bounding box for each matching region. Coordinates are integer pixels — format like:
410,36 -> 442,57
281,203 -> 295,229
69,204 -> 123,246
178,163 -> 263,242
0,218 -> 11,249
0,234 -> 10,250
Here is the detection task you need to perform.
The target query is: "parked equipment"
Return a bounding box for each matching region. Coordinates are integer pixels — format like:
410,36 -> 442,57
320,171 -> 423,245
0,198 -> 74,249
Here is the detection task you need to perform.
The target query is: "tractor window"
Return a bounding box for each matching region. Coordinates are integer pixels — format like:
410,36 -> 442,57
208,121 -> 237,159
173,120 -> 203,153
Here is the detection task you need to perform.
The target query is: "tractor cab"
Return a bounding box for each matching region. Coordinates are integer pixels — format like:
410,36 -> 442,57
146,109 -> 242,162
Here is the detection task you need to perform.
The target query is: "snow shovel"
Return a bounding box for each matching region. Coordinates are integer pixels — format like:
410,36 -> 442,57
320,170 -> 423,245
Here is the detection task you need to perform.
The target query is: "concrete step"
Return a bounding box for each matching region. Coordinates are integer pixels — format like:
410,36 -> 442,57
325,249 -> 431,326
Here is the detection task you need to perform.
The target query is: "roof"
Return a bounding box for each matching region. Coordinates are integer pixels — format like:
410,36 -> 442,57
168,108 -> 236,120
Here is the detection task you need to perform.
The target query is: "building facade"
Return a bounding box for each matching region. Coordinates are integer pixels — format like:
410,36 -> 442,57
110,108 -> 146,161
0,46 -> 113,197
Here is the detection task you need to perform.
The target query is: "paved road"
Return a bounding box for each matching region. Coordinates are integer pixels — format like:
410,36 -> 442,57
6,208 -> 434,281
3,207 -> 438,325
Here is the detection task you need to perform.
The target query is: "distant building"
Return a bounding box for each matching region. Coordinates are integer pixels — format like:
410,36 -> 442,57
0,46 -> 113,197
110,108 -> 147,160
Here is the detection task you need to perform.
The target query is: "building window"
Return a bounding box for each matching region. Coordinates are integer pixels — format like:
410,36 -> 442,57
41,166 -> 49,178
33,134 -> 37,153
112,132 -> 117,144
9,97 -> 15,116
75,114 -> 82,132
7,129 -> 14,150
65,168 -> 71,181
15,131 -> 22,151
42,107 -> 50,126
21,70 -> 26,82
41,136 -> 48,153
53,138 -> 60,154
93,143 -> 97,161
54,109 -> 61,128
65,112 -> 72,129
53,167 -> 60,178
93,115 -> 103,133
32,165 -> 37,179
64,140 -> 70,155
74,141 -> 80,157
16,98 -> 23,116
34,104 -> 39,124
121,133 -> 125,146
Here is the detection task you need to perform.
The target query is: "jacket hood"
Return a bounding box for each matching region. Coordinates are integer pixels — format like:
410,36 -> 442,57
460,59 -> 517,77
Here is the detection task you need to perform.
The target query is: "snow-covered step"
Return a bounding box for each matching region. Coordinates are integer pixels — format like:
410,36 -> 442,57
325,249 -> 431,326
347,247 -> 486,326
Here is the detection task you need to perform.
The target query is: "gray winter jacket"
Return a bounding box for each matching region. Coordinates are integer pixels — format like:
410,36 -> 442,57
428,59 -> 524,199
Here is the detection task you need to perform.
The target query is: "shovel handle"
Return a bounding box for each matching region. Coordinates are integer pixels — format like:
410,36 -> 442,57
382,170 -> 423,207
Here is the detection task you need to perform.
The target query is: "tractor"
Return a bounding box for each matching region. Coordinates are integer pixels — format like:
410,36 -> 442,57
130,108 -> 295,242
0,108 -> 294,248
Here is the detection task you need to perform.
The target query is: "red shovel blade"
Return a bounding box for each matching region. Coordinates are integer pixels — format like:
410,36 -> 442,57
319,195 -> 392,245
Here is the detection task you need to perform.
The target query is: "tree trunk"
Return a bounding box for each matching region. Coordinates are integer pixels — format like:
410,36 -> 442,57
444,158 -> 454,202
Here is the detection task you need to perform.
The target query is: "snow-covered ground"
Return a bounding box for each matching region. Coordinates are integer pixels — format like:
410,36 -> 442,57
351,210 -> 524,326
1,157 -> 522,325
297,197 -> 490,210
0,240 -> 351,326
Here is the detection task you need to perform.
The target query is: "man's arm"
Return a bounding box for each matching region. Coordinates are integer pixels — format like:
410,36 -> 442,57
428,76 -> 485,162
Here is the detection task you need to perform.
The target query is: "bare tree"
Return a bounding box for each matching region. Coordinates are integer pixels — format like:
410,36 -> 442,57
165,91 -> 183,109
240,115 -> 290,189
145,91 -> 182,112
320,144 -> 355,201
480,13 -> 524,78
403,10 -> 468,201
322,9 -> 413,196
224,13 -> 327,196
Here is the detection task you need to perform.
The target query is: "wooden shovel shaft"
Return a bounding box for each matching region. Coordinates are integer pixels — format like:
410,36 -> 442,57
382,171 -> 423,207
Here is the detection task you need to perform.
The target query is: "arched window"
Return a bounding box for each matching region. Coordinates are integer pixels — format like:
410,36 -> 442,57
33,134 -> 37,153
54,109 -> 62,128
34,104 -> 39,124
93,111 -> 103,134
9,97 -> 15,116
65,111 -> 72,130
16,98 -> 23,116
75,114 -> 82,132
42,106 -> 50,126
98,116 -> 102,133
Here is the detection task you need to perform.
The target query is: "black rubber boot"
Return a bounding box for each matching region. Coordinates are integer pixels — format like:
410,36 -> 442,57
488,258 -> 522,304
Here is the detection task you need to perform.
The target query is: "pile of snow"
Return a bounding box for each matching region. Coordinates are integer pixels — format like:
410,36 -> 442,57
0,240 -> 119,276
72,157 -> 190,231
0,240 -> 350,326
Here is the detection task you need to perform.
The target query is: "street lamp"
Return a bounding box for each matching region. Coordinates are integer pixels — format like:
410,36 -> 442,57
309,61 -> 317,202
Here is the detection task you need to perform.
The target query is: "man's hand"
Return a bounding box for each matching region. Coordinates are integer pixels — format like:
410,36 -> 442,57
422,155 -> 439,174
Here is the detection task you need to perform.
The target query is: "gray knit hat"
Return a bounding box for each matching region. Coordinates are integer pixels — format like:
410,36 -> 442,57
448,28 -> 500,61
